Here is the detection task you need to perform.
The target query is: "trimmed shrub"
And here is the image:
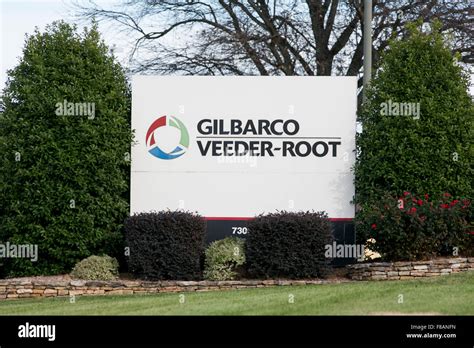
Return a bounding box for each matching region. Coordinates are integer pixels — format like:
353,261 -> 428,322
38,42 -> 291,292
245,211 -> 333,279
356,192 -> 473,261
124,211 -> 206,280
70,255 -> 119,281
204,237 -> 245,281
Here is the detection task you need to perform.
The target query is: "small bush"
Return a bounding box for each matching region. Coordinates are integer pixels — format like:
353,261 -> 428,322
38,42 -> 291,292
204,237 -> 245,281
124,211 -> 206,280
245,211 -> 333,279
356,192 -> 473,261
70,255 -> 119,281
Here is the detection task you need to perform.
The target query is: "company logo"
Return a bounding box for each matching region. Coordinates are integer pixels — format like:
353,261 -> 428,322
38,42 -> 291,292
146,116 -> 189,160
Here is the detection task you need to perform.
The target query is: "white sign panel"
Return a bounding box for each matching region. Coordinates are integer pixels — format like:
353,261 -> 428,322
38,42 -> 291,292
131,76 -> 356,219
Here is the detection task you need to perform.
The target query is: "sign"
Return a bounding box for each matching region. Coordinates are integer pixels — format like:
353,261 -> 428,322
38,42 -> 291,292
131,76 -> 357,241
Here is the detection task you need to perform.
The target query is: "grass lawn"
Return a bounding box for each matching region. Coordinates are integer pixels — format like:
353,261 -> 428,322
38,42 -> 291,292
0,272 -> 472,315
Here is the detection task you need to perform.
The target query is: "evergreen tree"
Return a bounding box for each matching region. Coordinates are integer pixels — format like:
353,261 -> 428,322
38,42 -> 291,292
355,21 -> 473,205
0,21 -> 132,276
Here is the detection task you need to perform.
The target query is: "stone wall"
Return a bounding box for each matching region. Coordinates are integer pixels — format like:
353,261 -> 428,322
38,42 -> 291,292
0,279 -> 348,300
2,257 -> 472,299
347,257 -> 474,280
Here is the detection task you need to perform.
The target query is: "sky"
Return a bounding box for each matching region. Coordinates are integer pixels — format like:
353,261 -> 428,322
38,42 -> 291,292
0,0 -> 132,89
0,0 -> 472,94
